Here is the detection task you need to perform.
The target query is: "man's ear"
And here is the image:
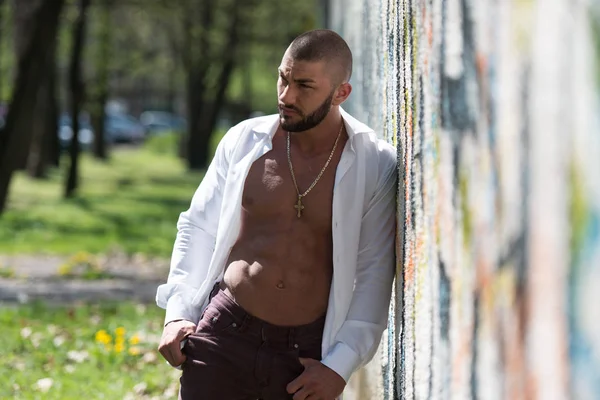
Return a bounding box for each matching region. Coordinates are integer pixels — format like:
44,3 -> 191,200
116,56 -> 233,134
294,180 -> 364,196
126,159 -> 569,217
332,82 -> 352,106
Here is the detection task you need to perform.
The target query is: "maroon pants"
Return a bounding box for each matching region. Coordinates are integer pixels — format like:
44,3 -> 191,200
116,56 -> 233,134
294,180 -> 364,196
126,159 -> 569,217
179,284 -> 325,400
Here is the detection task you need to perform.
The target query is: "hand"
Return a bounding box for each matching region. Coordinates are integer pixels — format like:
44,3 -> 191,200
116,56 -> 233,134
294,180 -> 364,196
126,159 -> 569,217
158,319 -> 196,367
286,358 -> 346,400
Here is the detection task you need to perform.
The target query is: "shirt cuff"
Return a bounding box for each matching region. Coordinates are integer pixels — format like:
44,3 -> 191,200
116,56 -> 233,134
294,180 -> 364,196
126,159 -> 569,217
320,341 -> 362,383
163,294 -> 200,326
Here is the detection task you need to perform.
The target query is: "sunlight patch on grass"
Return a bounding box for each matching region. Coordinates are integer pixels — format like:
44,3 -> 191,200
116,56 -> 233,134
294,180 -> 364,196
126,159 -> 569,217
0,147 -> 205,257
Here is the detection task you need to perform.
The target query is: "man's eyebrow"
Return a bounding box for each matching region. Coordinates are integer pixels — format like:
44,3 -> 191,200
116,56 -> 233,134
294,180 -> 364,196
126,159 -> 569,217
294,78 -> 315,84
277,69 -> 315,84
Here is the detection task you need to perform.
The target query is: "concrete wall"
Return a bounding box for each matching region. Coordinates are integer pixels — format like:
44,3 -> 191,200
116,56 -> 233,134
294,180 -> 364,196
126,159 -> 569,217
329,1 -> 600,399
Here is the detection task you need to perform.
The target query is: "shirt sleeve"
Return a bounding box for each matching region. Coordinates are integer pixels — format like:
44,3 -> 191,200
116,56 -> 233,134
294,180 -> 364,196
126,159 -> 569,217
155,129 -> 233,326
321,146 -> 398,382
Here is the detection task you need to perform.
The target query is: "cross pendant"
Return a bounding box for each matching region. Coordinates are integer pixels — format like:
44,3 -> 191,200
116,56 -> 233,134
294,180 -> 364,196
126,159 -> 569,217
294,196 -> 305,218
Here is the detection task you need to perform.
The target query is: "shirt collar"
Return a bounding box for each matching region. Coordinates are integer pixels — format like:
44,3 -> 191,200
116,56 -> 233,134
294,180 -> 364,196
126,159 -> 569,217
251,106 -> 373,139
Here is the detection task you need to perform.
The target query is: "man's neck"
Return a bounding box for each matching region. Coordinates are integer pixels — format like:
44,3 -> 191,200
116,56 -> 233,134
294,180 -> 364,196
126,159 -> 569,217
288,108 -> 345,155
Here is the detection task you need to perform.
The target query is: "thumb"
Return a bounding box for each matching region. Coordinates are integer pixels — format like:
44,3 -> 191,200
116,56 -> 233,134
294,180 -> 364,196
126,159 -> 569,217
298,357 -> 314,367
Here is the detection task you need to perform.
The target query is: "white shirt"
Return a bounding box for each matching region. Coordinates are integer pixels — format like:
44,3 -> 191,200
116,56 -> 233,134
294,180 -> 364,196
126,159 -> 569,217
156,108 -> 398,383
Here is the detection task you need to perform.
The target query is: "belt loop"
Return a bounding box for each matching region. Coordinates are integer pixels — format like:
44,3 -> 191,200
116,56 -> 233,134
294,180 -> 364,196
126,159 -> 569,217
261,326 -> 267,342
209,282 -> 220,301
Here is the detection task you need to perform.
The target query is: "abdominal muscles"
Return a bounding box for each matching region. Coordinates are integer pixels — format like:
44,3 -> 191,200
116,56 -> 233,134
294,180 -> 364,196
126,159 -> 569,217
222,220 -> 333,326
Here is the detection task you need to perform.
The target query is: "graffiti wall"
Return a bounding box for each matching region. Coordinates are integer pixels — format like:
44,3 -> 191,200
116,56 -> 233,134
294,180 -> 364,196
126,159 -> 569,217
329,0 -> 600,399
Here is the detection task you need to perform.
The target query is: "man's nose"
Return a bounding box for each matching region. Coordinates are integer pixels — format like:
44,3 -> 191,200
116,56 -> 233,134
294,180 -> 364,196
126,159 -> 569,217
279,84 -> 296,105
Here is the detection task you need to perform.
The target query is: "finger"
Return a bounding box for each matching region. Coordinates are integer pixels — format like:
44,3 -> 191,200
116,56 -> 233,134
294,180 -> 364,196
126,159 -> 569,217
181,326 -> 196,339
170,343 -> 187,366
158,343 -> 171,362
292,387 -> 314,400
160,342 -> 185,367
163,347 -> 176,366
287,374 -> 306,394
168,351 -> 186,367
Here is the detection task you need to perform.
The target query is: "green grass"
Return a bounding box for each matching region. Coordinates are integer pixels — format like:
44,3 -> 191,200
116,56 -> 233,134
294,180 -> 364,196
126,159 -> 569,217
0,131 -> 225,257
0,301 -> 177,399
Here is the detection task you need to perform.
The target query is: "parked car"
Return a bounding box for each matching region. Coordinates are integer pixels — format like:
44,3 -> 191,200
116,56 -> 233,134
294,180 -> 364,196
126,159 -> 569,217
139,110 -> 186,135
105,112 -> 146,143
58,112 -> 95,150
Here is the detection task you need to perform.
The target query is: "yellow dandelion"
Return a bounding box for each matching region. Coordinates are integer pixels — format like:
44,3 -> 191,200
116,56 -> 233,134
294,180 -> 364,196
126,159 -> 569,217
129,335 -> 141,345
73,251 -> 90,263
115,327 -> 126,337
128,346 -> 141,356
95,330 -> 111,345
114,343 -> 124,353
58,263 -> 73,276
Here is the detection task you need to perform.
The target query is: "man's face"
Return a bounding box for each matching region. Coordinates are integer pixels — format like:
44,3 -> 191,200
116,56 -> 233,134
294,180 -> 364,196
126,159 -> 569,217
277,56 -> 336,132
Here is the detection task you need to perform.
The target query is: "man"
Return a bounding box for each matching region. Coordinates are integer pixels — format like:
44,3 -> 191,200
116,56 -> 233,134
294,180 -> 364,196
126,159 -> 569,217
157,29 -> 397,400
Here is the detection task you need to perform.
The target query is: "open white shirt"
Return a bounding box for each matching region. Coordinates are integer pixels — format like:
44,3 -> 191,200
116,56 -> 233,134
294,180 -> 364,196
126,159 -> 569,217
156,108 -> 398,383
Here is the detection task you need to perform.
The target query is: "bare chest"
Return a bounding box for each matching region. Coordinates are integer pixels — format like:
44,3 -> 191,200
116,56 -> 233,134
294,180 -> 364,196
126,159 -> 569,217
241,145 -> 341,227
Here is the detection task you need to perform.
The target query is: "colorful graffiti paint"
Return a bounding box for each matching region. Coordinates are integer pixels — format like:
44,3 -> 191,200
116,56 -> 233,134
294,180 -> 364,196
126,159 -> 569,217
330,0 -> 600,398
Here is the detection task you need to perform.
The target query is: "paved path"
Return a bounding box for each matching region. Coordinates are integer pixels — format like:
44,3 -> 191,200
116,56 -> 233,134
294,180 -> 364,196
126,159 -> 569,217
0,254 -> 168,304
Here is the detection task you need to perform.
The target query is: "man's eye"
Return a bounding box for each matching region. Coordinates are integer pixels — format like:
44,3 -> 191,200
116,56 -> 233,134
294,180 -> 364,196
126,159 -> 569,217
300,84 -> 311,89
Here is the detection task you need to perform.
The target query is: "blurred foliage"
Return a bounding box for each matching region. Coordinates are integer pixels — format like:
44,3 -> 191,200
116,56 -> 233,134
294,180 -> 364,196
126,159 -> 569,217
1,0 -> 322,113
142,132 -> 181,156
0,0 -> 323,249
0,264 -> 15,278
0,147 -> 205,256
144,128 -> 225,156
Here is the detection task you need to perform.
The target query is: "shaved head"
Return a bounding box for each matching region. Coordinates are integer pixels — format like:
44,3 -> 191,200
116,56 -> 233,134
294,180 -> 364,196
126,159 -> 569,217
285,29 -> 352,86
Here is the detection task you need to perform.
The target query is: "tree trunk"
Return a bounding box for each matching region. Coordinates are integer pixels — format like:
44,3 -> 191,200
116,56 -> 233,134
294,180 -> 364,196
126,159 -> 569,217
46,59 -> 60,167
26,80 -> 50,178
0,0 -> 64,214
187,1 -> 242,170
0,0 -> 5,101
182,0 -> 212,168
27,35 -> 58,178
92,0 -> 112,160
185,73 -> 207,170
64,0 -> 91,198
13,0 -> 43,170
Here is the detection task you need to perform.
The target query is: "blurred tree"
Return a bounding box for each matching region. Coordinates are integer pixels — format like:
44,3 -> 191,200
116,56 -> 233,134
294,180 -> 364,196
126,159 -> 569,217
182,0 -> 251,170
0,0 -> 320,212
13,0 -> 43,171
0,0 -> 64,213
172,0 -> 316,170
11,0 -> 61,178
64,0 -> 91,198
26,35 -> 59,177
90,0 -> 112,160
0,0 -> 5,101
225,0 -> 318,116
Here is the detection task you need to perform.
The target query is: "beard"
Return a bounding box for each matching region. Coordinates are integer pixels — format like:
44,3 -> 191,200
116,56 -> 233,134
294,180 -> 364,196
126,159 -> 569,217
279,91 -> 335,132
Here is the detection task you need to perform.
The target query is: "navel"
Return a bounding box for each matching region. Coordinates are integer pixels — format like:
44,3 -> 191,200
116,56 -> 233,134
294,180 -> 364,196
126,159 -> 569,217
276,280 -> 285,289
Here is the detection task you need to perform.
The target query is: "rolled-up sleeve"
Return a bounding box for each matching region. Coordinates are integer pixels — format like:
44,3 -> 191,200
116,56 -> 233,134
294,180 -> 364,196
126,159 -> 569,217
321,149 -> 398,382
156,131 -> 232,326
